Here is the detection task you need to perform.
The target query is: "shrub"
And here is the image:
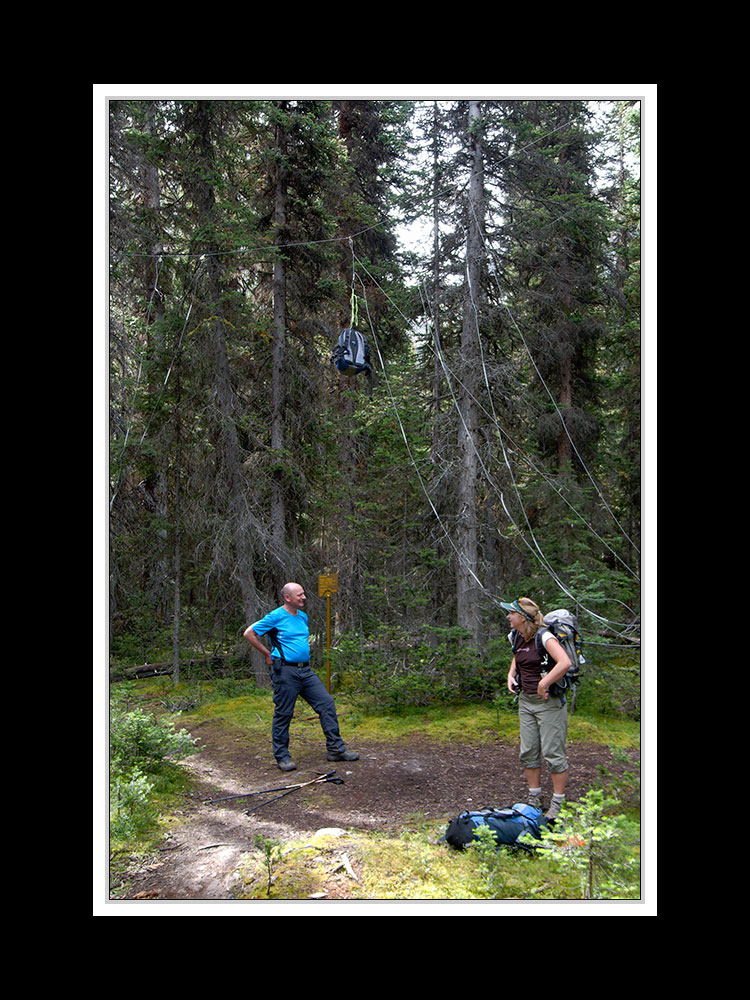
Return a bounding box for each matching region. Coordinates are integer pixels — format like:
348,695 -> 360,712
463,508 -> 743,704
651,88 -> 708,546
573,658 -> 640,720
110,707 -> 199,772
540,789 -> 640,899
109,766 -> 156,842
109,706 -> 199,848
334,627 -> 507,710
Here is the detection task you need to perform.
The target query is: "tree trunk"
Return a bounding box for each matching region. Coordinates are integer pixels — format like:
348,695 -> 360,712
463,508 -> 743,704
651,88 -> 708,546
190,102 -> 262,680
456,101 -> 483,649
172,366 -> 182,687
271,107 -> 288,579
206,258 -> 260,623
429,101 -> 446,645
557,347 -> 573,473
139,102 -> 171,622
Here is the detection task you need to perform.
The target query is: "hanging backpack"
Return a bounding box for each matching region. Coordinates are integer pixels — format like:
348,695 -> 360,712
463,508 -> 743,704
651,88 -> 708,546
508,608 -> 585,709
331,328 -> 373,394
445,803 -> 546,851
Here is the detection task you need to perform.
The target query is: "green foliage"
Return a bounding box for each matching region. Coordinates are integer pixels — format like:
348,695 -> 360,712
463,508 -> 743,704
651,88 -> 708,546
109,767 -> 157,843
573,655 -> 640,720
330,628 -> 639,720
334,626 -> 508,711
109,705 -> 200,850
253,834 -> 283,898
540,788 -> 640,899
466,825 -> 520,897
110,707 -> 200,772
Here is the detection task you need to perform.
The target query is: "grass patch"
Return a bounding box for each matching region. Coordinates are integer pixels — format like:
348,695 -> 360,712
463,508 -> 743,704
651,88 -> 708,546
234,823 -> 589,901
111,675 -> 639,751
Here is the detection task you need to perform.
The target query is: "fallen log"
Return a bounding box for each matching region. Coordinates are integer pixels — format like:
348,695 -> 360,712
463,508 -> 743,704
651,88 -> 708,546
110,653 -> 233,682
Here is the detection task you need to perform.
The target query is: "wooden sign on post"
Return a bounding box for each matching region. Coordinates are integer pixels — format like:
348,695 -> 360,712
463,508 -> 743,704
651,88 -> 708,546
318,573 -> 338,692
318,573 -> 338,597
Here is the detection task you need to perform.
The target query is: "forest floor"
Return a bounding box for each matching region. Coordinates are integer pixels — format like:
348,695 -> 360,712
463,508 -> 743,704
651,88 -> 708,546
114,713 -> 637,902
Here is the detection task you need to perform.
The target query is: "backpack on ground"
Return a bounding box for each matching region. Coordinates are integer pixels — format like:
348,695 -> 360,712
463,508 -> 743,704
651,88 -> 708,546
444,803 -> 546,851
331,328 -> 373,394
508,608 -> 585,709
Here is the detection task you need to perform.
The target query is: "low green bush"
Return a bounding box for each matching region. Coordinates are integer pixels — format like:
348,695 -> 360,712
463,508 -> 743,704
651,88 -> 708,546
110,707 -> 199,771
331,630 -> 639,719
109,706 -> 199,849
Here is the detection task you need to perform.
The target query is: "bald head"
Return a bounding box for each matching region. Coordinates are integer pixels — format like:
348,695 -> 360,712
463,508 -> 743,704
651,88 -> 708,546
281,582 -> 307,613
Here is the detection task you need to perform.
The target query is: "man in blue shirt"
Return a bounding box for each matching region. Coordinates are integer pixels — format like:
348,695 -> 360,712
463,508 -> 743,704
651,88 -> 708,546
244,582 -> 359,772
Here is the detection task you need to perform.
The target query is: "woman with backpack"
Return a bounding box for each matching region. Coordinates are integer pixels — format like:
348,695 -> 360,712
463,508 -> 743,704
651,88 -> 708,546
502,597 -> 572,820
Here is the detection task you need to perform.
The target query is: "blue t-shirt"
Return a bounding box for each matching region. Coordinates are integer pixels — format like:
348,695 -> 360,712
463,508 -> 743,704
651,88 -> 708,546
250,607 -> 310,663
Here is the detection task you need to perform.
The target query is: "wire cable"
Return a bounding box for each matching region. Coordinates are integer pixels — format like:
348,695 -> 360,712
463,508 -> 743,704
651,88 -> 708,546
353,252 -> 638,640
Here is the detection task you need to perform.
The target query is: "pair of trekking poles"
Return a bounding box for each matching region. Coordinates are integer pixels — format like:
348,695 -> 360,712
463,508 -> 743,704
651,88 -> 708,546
206,770 -> 344,814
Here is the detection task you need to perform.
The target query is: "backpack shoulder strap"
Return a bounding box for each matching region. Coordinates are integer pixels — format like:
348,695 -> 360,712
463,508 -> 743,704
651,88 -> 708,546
267,627 -> 287,659
535,626 -> 552,656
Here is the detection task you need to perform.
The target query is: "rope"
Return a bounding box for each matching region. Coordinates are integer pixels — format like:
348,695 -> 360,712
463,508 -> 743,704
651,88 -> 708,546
461,224 -> 640,582
352,252 -> 639,641
111,221 -> 388,261
353,265 -> 486,597
469,196 -> 641,557
417,279 -> 638,584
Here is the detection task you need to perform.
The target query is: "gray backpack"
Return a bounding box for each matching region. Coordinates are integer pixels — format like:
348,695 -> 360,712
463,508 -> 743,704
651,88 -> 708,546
509,608 -> 584,708
539,609 -> 584,703
332,328 -> 373,394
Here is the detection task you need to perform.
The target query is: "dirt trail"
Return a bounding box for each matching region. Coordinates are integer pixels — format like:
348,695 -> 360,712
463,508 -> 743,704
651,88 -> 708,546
114,718 -> 634,901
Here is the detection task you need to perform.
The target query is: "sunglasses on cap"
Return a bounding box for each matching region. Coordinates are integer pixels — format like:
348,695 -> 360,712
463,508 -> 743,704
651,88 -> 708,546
500,599 -> 535,621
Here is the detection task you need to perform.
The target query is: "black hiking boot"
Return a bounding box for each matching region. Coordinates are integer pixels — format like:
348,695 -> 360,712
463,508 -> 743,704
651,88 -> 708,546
277,757 -> 297,772
327,749 -> 359,762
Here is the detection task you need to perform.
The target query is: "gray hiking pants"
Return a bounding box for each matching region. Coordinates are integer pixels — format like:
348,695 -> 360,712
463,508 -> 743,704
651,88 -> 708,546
518,692 -> 569,773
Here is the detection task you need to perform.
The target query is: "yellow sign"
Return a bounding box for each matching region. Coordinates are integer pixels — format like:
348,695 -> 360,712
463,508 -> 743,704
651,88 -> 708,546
318,573 -> 339,597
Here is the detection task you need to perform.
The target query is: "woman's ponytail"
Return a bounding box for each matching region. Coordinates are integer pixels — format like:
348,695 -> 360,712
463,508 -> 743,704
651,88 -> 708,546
517,597 -> 544,636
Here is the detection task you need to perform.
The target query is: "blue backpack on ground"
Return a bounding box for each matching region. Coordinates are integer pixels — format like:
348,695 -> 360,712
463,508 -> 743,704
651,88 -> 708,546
444,803 -> 546,851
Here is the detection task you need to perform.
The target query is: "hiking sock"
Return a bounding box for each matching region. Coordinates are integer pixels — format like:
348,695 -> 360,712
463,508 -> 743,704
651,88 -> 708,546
528,787 -> 543,806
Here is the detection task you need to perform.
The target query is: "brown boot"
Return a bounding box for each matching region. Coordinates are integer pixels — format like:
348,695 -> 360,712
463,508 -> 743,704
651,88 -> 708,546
545,795 -> 565,820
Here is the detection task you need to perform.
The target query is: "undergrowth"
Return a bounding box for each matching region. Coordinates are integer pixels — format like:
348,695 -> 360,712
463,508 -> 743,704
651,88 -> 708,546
113,674 -> 639,749
107,675 -> 640,901
234,812 -> 637,901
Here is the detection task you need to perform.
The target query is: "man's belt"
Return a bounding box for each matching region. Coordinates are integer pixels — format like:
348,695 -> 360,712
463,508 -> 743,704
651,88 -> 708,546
273,656 -> 310,667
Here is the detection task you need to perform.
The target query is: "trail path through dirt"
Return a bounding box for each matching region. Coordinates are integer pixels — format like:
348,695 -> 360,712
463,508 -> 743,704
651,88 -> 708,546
115,717 -> 635,901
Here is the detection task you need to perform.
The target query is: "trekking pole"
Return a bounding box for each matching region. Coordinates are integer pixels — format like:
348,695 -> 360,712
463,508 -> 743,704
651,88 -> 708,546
244,784 -> 303,813
206,780 -> 308,805
244,771 -> 344,815
206,771 -> 341,805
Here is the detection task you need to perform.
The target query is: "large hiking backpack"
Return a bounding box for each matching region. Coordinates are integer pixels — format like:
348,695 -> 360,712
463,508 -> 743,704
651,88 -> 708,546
540,609 -> 584,703
445,803 -> 546,851
331,328 -> 373,393
509,608 -> 585,708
